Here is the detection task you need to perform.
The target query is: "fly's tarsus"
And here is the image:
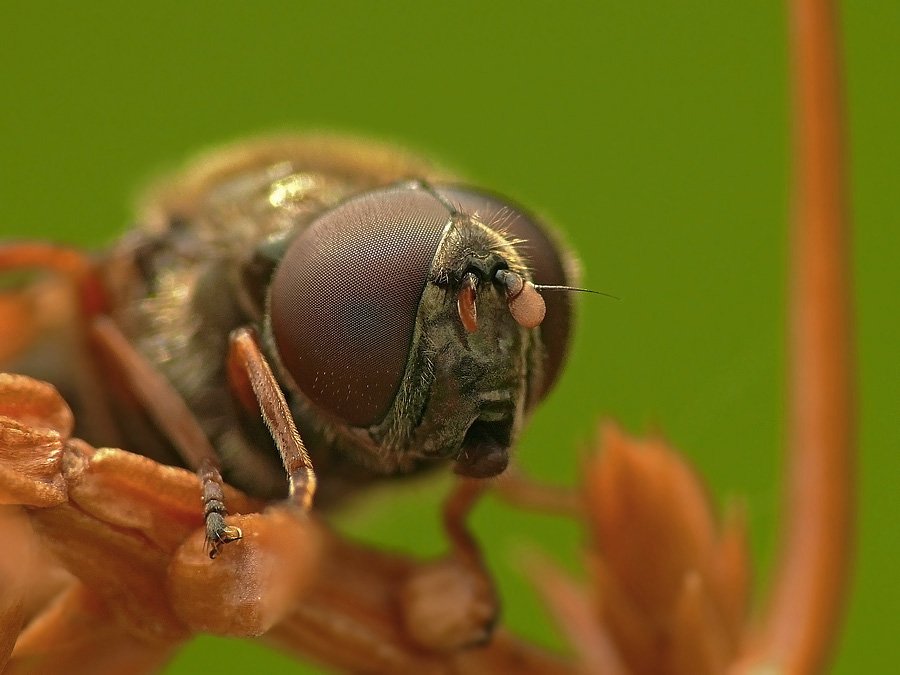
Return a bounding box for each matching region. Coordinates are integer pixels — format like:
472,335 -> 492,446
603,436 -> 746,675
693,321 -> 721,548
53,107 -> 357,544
199,460 -> 243,558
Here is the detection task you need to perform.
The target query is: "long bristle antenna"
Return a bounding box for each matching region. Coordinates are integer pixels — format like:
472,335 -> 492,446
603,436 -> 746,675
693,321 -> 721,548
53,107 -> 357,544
533,284 -> 621,300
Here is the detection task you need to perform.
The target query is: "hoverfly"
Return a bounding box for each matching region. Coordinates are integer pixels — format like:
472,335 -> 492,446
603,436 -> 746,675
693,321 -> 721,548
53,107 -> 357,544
1,136 -> 579,552
0,2 -> 857,666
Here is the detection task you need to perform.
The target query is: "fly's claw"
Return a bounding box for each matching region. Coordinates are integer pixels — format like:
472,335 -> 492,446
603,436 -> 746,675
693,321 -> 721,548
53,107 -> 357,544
206,520 -> 243,559
200,462 -> 243,558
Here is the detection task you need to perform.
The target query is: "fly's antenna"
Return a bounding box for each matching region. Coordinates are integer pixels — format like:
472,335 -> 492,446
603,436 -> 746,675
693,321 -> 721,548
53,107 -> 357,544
533,284 -> 621,301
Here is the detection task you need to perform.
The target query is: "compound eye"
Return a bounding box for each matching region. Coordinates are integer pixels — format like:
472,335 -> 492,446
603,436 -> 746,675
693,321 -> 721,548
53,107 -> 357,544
434,186 -> 575,402
269,186 -> 449,428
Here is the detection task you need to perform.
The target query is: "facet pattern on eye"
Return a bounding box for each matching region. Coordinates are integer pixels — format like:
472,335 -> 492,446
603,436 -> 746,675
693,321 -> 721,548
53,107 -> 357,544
269,186 -> 449,427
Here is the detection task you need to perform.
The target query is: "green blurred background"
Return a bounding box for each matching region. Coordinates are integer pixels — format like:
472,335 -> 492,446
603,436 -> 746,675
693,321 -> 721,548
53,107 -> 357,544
1,2 -> 895,672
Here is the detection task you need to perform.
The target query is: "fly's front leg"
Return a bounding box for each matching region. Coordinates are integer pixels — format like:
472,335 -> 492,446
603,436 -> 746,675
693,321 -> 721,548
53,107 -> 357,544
89,316 -> 242,555
0,243 -> 106,365
0,243 -> 107,320
197,459 -> 243,555
494,468 -> 582,517
226,326 -> 316,512
400,478 -> 498,652
0,243 -> 121,446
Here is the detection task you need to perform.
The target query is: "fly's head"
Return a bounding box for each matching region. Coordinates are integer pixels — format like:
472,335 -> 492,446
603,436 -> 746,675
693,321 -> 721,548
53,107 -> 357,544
265,182 -> 576,481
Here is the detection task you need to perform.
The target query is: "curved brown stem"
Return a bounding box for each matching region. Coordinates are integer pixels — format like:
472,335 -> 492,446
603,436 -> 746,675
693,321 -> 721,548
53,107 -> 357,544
738,0 -> 854,672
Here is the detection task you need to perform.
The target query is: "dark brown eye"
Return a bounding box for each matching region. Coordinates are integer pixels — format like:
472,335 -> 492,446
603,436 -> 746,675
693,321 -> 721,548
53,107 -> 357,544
434,186 -> 574,401
269,186 -> 450,428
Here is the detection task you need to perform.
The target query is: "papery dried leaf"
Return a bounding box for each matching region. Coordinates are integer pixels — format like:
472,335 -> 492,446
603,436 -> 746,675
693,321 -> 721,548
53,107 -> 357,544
2,373 -> 583,674
0,506 -> 76,636
0,588 -> 24,670
27,440 -> 270,642
0,374 -> 73,437
30,495 -> 191,643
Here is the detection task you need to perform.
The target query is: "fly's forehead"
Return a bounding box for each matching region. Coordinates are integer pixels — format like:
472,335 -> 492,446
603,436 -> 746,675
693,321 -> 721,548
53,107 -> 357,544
433,187 -> 575,400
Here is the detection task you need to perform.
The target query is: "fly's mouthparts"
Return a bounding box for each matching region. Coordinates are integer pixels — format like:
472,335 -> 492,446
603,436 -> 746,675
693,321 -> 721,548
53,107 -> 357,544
476,409 -> 510,423
453,414 -> 514,479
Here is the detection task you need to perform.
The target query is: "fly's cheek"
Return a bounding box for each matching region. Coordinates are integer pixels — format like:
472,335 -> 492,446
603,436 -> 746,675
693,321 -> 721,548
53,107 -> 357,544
434,187 -> 575,401
269,187 -> 449,428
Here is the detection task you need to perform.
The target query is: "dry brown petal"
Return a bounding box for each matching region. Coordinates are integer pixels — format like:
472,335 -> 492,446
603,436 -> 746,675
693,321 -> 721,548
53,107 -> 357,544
29,497 -> 191,643
0,293 -> 36,365
0,374 -> 73,438
665,571 -> 731,675
399,555 -> 496,652
0,509 -> 29,670
590,554 -> 657,675
0,373 -> 586,673
581,424 -> 751,674
8,584 -> 179,675
0,417 -> 67,508
67,447 -> 259,554
711,501 -> 751,650
586,423 -> 719,620
264,533 -> 446,674
0,506 -> 76,642
25,443 -> 271,643
168,506 -> 322,637
0,589 -> 23,670
450,630 -> 576,675
0,375 -> 74,508
525,551 -> 626,675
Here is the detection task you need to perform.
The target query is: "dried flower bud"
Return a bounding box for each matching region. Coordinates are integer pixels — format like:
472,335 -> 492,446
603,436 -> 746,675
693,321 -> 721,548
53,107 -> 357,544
580,423 -> 750,675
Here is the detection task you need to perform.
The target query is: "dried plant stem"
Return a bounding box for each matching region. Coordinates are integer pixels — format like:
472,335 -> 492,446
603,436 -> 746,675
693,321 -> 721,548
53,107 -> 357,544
739,0 -> 854,672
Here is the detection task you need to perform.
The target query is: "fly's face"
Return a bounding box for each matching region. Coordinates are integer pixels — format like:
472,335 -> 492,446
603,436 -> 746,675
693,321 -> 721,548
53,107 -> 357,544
265,182 -> 577,479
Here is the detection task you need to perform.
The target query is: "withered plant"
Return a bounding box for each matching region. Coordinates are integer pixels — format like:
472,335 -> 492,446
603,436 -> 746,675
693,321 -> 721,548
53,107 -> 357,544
0,0 -> 852,672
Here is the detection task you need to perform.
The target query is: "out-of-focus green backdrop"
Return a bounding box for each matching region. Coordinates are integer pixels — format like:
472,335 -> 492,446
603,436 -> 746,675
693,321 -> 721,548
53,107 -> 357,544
1,2 -> 895,672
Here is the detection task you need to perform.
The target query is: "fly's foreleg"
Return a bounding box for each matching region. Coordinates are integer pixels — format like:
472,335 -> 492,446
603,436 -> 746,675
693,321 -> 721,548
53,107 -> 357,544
399,478 -> 499,651
198,459 -> 243,554
0,242 -> 121,445
89,316 -> 242,555
226,326 -> 317,512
